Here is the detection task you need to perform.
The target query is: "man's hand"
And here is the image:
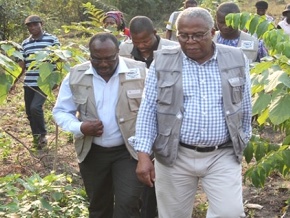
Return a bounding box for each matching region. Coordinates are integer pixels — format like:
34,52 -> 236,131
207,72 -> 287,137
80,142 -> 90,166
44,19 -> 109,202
136,152 -> 155,187
80,119 -> 104,137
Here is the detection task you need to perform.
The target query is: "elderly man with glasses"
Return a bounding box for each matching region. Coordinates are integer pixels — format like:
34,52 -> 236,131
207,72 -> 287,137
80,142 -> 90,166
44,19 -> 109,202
134,7 -> 252,218
53,32 -> 146,218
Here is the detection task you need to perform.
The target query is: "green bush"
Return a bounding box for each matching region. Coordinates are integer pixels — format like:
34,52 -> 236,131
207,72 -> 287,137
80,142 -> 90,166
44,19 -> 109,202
0,172 -> 89,218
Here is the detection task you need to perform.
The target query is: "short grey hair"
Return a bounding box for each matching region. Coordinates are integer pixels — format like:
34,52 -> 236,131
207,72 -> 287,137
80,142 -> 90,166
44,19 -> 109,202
176,7 -> 214,31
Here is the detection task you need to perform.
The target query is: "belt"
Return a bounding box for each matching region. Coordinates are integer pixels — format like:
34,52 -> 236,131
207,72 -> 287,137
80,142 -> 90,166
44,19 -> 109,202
179,141 -> 231,152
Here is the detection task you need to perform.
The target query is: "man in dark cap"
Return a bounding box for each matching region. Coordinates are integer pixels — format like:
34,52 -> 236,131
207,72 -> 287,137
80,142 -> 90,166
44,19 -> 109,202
19,15 -> 60,149
277,4 -> 290,35
255,1 -> 274,22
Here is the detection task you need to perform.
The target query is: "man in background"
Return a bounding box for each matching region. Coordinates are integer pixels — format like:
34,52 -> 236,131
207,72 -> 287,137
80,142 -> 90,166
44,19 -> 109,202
255,1 -> 274,23
214,2 -> 268,63
165,0 -> 198,41
19,15 -> 60,149
119,16 -> 178,218
119,16 -> 177,68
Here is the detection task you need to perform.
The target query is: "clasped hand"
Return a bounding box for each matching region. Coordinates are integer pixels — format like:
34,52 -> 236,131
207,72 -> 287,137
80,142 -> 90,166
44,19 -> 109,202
80,119 -> 104,136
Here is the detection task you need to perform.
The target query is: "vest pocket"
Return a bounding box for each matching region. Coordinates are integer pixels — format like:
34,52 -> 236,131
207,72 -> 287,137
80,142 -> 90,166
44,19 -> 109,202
73,95 -> 88,115
157,80 -> 175,105
228,77 -> 244,104
127,90 -> 142,112
153,128 -> 171,157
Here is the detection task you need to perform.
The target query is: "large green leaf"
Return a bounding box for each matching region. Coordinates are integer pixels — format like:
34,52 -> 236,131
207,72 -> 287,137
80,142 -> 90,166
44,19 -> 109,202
268,95 -> 290,125
282,150 -> 290,168
225,13 -> 235,28
255,142 -> 267,161
283,43 -> 290,58
264,70 -> 284,93
38,71 -> 62,98
252,92 -> 271,115
38,63 -> 54,81
278,72 -> 290,88
233,13 -> 240,30
239,12 -> 250,30
0,73 -> 13,104
257,108 -> 269,125
248,15 -> 260,35
40,197 -> 53,211
243,142 -> 254,163
256,20 -> 269,38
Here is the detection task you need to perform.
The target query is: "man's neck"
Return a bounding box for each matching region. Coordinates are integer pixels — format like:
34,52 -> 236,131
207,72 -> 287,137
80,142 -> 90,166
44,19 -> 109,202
31,31 -> 44,40
220,30 -> 240,40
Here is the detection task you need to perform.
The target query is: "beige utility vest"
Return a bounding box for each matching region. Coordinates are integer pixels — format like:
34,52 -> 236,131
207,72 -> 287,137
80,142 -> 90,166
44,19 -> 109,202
69,58 -> 146,162
153,44 -> 247,166
213,31 -> 259,63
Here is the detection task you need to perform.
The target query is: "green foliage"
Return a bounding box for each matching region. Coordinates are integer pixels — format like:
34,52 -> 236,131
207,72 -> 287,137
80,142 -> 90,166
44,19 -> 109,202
244,135 -> 289,187
62,2 -> 105,37
225,13 -> 276,38
0,132 -> 12,160
0,41 -> 23,104
226,12 -> 290,189
0,172 -> 88,217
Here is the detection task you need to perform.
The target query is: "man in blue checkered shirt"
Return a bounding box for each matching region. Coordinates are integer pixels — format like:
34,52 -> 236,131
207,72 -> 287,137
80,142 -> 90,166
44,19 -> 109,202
134,7 -> 252,218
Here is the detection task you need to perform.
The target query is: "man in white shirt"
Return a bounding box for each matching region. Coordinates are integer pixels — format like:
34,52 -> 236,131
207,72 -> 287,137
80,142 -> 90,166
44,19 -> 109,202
277,4 -> 290,36
53,32 -> 146,218
165,0 -> 198,41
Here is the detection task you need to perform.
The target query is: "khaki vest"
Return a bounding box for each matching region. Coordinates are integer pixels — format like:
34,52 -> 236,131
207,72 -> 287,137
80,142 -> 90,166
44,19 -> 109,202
153,44 -> 247,166
69,58 -> 146,163
213,31 -> 259,63
119,38 -> 178,59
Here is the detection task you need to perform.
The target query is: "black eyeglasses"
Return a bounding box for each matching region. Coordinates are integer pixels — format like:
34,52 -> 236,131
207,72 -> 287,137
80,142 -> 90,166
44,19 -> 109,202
90,53 -> 118,64
177,29 -> 211,42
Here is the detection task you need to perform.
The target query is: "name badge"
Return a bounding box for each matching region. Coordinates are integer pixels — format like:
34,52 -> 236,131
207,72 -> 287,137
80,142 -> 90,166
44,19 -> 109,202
127,89 -> 142,95
241,40 -> 254,50
125,68 -> 141,80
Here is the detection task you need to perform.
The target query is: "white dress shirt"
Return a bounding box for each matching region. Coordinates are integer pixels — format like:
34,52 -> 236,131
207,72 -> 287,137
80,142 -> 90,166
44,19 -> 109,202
53,58 -> 132,147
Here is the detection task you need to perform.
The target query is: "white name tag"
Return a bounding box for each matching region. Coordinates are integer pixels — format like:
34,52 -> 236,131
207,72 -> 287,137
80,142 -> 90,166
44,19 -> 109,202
241,40 -> 254,50
125,68 -> 141,80
127,89 -> 142,95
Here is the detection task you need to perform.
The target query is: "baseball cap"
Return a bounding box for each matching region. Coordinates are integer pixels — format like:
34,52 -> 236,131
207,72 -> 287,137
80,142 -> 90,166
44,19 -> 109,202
283,4 -> 290,16
24,15 -> 42,25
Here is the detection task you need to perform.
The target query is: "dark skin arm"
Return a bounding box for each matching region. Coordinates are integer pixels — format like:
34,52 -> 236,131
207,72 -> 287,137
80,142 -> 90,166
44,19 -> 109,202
136,152 -> 155,187
80,119 -> 104,136
165,29 -> 172,40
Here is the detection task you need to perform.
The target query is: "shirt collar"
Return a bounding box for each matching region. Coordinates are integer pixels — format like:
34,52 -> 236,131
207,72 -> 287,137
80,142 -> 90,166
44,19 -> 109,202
29,31 -> 45,41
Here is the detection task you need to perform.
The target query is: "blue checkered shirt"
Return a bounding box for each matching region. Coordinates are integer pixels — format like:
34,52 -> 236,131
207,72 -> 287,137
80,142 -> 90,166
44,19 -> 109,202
134,46 -> 252,154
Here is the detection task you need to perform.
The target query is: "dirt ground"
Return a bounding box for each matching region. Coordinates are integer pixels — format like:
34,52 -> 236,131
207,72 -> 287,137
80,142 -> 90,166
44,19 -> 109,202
1,83 -> 290,218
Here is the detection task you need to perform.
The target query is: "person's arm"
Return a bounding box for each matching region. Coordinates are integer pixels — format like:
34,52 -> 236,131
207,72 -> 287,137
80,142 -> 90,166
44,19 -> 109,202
53,73 -> 104,138
52,74 -> 84,138
242,57 -> 252,143
165,29 -> 172,40
165,12 -> 175,40
134,63 -> 158,186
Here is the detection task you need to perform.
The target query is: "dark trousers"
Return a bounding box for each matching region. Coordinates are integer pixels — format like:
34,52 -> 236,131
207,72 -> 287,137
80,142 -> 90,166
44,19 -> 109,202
79,144 -> 144,218
141,186 -> 157,218
24,86 -> 47,135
